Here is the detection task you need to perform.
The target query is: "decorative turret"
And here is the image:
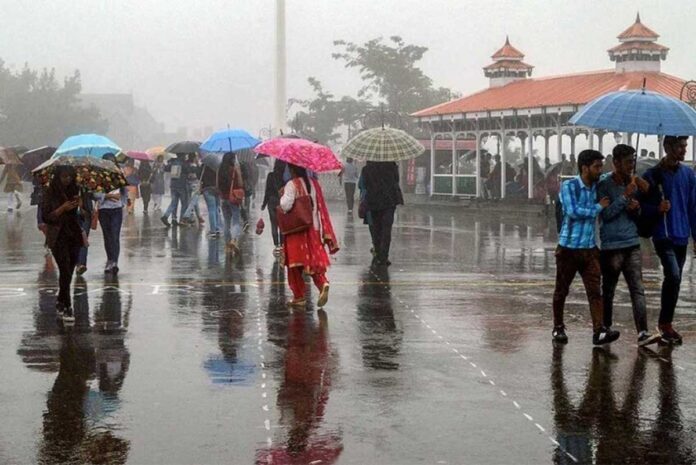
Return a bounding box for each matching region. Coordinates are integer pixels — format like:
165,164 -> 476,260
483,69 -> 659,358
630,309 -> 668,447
484,36 -> 534,88
608,13 -> 669,73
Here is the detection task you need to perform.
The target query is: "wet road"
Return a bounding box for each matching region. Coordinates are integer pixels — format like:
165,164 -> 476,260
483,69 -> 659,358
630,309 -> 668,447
1,202 -> 696,464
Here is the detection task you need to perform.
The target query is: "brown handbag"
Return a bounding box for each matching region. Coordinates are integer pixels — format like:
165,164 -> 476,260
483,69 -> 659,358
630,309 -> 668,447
276,179 -> 313,235
228,167 -> 245,205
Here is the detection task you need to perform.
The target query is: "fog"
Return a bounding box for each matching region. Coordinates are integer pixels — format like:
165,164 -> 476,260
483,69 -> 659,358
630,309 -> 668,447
3,0 -> 696,138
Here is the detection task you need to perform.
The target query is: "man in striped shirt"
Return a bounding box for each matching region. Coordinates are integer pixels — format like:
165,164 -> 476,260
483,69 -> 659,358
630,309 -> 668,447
552,149 -> 620,345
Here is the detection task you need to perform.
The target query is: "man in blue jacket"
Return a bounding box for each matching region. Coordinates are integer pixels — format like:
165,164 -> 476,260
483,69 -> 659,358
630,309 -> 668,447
640,135 -> 695,344
552,149 -> 619,345
597,144 -> 659,346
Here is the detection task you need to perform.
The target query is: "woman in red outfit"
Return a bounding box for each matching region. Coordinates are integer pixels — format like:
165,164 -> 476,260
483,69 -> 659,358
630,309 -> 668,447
279,164 -> 339,308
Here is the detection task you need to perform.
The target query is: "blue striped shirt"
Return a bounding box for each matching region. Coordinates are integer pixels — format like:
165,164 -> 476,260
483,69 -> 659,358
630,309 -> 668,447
559,176 -> 603,249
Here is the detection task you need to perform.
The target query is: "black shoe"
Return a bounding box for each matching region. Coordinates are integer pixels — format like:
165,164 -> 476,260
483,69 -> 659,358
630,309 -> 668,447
172,219 -> 180,226
62,307 -> 75,324
658,325 -> 683,345
160,216 -> 170,227
552,325 -> 568,344
638,331 -> 660,347
112,265 -> 119,275
593,327 -> 620,345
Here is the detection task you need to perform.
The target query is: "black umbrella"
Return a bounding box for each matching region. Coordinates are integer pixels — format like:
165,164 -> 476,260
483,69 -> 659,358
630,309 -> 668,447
20,146 -> 56,181
165,140 -> 201,155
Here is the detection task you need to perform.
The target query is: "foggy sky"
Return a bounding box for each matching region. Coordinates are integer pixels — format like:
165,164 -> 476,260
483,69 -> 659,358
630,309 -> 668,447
2,0 -> 696,139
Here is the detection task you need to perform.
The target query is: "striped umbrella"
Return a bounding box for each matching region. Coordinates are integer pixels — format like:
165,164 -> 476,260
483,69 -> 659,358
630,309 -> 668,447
341,127 -> 424,162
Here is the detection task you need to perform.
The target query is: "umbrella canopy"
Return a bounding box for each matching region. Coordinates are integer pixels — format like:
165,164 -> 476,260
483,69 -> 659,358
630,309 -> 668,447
199,152 -> 224,171
54,134 -> 121,158
145,146 -> 175,161
0,147 -> 22,165
341,127 -> 425,162
33,155 -> 127,193
253,137 -> 342,172
200,128 -> 260,153
569,89 -> 696,136
20,146 -> 56,180
165,140 -> 201,155
125,150 -> 151,161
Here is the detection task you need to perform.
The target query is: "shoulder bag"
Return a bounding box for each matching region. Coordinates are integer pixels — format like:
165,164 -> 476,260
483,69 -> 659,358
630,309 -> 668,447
276,178 -> 313,235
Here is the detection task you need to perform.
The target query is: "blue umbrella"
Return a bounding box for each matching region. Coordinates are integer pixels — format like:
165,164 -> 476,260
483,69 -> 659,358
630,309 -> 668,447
200,128 -> 260,153
570,89 -> 696,136
54,134 -> 121,158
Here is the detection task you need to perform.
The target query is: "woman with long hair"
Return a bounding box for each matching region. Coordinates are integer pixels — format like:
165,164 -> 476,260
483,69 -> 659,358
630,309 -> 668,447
41,165 -> 88,323
279,163 -> 339,308
217,152 -> 244,255
261,159 -> 287,256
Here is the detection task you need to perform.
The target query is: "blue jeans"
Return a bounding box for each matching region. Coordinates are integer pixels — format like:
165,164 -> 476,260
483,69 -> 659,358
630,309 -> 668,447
99,208 -> 123,265
163,188 -> 188,221
202,189 -> 221,233
221,199 -> 241,242
653,239 -> 687,325
78,213 -> 91,266
182,191 -> 202,221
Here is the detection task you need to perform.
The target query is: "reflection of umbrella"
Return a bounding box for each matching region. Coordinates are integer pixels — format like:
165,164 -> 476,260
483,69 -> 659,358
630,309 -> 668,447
165,140 -> 200,154
203,355 -> 256,385
0,147 -> 22,165
253,137 -> 342,172
200,128 -> 260,153
570,88 -> 696,135
124,150 -> 150,161
55,134 -> 121,157
33,155 -> 128,193
341,127 -> 424,162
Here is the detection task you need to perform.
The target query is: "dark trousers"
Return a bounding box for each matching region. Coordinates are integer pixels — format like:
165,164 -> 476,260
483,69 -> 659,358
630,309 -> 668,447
653,239 -> 687,325
99,208 -> 123,264
77,214 -> 91,266
51,243 -> 80,308
140,184 -> 152,211
268,204 -> 281,247
600,246 -> 647,332
552,246 -> 604,332
369,207 -> 396,262
344,183 -> 356,210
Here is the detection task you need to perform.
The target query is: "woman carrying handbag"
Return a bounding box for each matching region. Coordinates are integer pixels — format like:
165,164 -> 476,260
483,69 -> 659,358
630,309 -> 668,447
279,164 -> 339,308
217,152 -> 244,255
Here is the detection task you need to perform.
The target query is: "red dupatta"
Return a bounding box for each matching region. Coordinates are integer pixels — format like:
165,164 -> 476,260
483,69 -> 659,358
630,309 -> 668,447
311,178 -> 339,254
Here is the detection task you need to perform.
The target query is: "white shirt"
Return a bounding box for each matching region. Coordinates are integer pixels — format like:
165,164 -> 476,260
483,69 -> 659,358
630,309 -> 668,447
280,178 -> 320,230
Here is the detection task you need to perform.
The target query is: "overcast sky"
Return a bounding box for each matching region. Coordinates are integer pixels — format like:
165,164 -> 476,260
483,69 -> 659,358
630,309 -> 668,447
2,0 -> 696,138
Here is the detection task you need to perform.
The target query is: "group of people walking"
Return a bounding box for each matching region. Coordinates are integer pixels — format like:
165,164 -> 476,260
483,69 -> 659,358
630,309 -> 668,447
552,136 -> 694,347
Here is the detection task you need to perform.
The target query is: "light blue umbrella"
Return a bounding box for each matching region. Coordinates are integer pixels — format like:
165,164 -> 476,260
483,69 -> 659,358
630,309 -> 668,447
200,128 -> 260,153
570,89 -> 696,136
54,134 -> 121,158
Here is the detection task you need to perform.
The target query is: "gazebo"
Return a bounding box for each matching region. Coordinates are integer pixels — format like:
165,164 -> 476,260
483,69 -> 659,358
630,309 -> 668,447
412,14 -> 694,199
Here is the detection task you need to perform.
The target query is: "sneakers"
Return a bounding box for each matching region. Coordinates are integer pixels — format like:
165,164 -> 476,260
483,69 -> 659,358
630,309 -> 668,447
160,216 -> 171,227
658,324 -> 683,345
317,283 -> 330,307
76,265 -> 87,276
593,327 -> 620,346
552,325 -> 568,344
62,307 -> 75,324
637,331 -> 661,347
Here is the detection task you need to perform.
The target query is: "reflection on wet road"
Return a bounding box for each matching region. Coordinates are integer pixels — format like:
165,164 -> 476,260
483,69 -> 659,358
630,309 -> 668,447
1,205 -> 695,464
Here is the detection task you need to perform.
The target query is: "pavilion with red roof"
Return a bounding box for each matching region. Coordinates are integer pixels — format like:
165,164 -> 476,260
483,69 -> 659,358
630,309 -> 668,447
412,14 -> 693,199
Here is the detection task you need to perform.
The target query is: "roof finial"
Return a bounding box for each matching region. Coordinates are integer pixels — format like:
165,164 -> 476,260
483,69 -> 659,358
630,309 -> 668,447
505,35 -> 510,45
636,11 -> 641,23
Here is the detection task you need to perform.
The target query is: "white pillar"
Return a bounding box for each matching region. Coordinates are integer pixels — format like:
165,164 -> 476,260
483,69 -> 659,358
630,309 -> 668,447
570,132 -> 576,156
275,0 -> 287,135
475,132 -> 481,198
544,134 -> 550,167
557,129 -> 563,163
597,132 -> 604,154
658,135 -> 664,158
528,130 -> 534,200
429,133 -> 435,197
451,132 -> 457,196
500,132 -> 507,199
588,129 -> 595,149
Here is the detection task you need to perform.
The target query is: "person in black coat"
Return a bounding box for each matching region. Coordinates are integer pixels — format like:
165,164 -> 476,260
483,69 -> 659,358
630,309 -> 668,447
261,160 -> 287,254
41,165 -> 88,322
360,161 -> 404,266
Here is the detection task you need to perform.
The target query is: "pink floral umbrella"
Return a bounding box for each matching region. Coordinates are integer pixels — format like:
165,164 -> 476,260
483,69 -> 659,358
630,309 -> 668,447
253,137 -> 342,172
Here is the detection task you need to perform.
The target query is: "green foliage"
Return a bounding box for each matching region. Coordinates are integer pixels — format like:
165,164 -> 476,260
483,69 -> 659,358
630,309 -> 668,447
0,59 -> 107,148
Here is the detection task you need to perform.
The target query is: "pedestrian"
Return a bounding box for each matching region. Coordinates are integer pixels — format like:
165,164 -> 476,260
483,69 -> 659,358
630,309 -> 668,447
261,159 -> 286,256
161,153 -> 189,227
340,157 -> 359,213
360,161 -> 403,267
200,164 -> 221,237
217,152 -> 244,255
181,153 -> 205,226
41,165 -> 87,323
95,153 -> 127,274
138,159 -> 153,214
151,155 -> 166,211
480,153 -> 492,199
239,159 -> 256,232
639,135 -> 696,345
551,149 -> 619,345
279,163 -> 338,308
122,158 -> 139,215
0,162 -> 23,211
597,144 -> 659,346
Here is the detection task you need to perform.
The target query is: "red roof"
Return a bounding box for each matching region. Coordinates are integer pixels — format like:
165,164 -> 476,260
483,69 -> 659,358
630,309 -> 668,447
608,41 -> 669,53
491,36 -> 525,60
483,60 -> 534,71
412,70 -> 686,117
417,139 -> 476,151
617,13 -> 659,40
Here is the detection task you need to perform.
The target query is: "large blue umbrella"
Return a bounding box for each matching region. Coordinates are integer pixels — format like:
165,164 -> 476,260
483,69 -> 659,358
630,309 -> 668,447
200,128 -> 260,153
54,134 -> 121,158
570,89 -> 696,136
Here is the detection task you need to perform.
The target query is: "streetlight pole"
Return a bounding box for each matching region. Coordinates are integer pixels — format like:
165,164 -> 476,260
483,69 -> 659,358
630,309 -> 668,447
275,0 -> 287,137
